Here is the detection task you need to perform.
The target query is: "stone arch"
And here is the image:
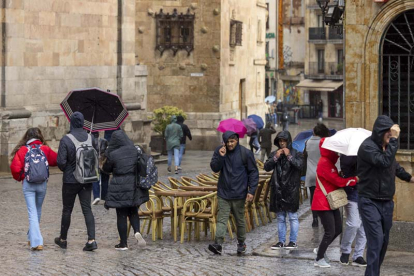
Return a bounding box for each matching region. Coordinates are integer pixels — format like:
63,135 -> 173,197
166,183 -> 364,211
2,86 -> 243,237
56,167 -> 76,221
361,0 -> 414,128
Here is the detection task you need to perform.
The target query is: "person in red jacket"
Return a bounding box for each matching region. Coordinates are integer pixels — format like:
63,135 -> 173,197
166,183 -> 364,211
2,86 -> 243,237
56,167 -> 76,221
311,138 -> 357,268
10,127 -> 57,251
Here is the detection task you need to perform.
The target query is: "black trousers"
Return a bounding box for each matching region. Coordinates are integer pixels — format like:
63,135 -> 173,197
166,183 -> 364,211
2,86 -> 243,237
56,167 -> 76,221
309,187 -> 318,219
60,183 -> 95,240
116,207 -> 140,246
359,197 -> 393,276
316,209 -> 342,260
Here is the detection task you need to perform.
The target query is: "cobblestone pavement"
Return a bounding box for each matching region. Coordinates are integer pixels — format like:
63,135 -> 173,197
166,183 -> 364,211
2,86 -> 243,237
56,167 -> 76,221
1,145 -> 413,275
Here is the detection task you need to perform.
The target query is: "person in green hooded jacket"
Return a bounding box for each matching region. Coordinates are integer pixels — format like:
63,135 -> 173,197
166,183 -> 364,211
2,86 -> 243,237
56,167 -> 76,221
165,115 -> 183,174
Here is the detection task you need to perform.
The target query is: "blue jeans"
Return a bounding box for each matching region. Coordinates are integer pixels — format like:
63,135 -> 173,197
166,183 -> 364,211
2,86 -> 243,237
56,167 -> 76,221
23,180 -> 47,248
272,113 -> 277,125
92,173 -> 109,200
168,148 -> 180,167
178,144 -> 186,166
277,211 -> 299,243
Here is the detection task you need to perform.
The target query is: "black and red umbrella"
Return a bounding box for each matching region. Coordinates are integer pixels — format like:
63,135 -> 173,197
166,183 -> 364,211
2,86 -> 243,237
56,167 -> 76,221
60,87 -> 128,132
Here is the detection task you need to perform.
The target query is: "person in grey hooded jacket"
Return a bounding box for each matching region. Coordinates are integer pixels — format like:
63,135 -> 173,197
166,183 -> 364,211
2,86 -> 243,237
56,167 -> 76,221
164,115 -> 183,174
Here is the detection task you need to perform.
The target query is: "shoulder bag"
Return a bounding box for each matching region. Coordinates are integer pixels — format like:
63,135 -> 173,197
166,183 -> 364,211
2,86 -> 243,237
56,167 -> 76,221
316,175 -> 348,210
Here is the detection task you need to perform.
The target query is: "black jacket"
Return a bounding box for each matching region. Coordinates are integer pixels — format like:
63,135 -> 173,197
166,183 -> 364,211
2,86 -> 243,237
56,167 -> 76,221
177,116 -> 192,144
357,115 -> 412,200
259,125 -> 276,149
264,131 -> 303,213
103,130 -> 149,208
210,131 -> 259,200
57,112 -> 98,183
340,155 -> 358,202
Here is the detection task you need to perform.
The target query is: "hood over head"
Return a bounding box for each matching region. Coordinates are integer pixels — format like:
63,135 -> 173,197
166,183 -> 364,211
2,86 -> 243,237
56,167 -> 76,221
319,137 -> 339,163
265,122 -> 272,128
70,111 -> 84,131
274,131 -> 292,149
371,115 -> 394,146
222,131 -> 239,143
176,115 -> 184,123
106,130 -> 134,154
170,115 -> 177,123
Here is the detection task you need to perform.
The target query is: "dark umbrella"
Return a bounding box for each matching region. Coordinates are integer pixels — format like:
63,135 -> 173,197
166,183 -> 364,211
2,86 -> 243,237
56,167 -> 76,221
292,129 -> 337,152
60,87 -> 128,132
247,115 -> 264,130
242,118 -> 257,136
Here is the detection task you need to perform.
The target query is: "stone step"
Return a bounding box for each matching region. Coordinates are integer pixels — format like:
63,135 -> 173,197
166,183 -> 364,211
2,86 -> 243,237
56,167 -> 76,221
150,152 -> 162,159
154,158 -> 168,164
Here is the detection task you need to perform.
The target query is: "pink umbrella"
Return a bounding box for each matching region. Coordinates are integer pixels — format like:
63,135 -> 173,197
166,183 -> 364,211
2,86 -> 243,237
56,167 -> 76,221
242,118 -> 257,136
217,118 -> 247,138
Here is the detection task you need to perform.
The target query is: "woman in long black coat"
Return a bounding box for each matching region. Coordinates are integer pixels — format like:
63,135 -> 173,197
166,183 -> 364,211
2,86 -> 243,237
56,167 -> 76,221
103,130 -> 149,250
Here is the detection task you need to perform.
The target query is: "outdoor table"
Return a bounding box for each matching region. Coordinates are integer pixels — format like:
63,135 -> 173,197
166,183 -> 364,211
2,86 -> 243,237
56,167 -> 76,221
154,190 -> 212,242
179,186 -> 217,192
198,180 -> 218,186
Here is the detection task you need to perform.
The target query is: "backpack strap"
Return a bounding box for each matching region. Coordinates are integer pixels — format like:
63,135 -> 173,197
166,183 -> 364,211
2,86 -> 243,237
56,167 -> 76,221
240,146 -> 247,167
67,133 -> 92,148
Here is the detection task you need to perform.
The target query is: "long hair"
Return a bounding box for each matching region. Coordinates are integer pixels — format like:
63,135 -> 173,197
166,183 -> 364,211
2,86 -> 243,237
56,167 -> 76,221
10,128 -> 48,159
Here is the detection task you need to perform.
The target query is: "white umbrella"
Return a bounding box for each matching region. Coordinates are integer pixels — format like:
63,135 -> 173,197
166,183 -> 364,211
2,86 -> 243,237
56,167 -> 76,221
322,128 -> 372,156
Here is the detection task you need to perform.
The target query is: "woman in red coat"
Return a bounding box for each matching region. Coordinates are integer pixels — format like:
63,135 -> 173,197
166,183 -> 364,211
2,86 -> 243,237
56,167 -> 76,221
311,138 -> 357,268
10,128 -> 57,251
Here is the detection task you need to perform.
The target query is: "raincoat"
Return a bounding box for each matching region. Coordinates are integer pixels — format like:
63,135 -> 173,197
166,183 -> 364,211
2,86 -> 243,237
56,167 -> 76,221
264,131 -> 303,213
164,115 -> 183,151
357,115 -> 412,200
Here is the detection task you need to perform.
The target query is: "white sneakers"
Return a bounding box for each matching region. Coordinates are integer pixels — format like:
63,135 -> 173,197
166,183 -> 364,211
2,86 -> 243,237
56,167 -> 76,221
92,198 -> 100,205
135,232 -> 146,248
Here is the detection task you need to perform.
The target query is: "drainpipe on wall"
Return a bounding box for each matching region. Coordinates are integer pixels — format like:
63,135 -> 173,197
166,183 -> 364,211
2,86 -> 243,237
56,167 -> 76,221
117,0 -> 123,98
1,3 -> 6,108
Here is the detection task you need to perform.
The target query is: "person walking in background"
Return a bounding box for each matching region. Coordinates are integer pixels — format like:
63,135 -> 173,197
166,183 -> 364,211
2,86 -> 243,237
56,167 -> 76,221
277,99 -> 284,125
10,128 -> 58,251
54,112 -> 98,251
102,130 -> 149,250
259,122 -> 276,162
272,102 -> 278,128
265,131 -> 303,250
165,115 -> 183,174
304,123 -> 331,228
311,138 -> 358,268
339,155 -> 367,267
317,100 -> 323,121
357,116 -> 414,276
248,130 -> 260,154
281,107 -> 290,131
176,115 -> 192,171
208,131 -> 259,255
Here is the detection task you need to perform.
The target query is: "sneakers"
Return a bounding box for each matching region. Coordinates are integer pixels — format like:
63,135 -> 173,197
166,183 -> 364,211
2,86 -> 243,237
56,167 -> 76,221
284,242 -> 298,249
352,257 -> 367,267
135,232 -> 146,247
270,242 -> 284,250
237,242 -> 246,254
31,245 -> 43,251
312,218 -> 319,228
208,244 -> 222,255
167,166 -> 171,173
340,253 -> 350,265
54,237 -> 67,249
92,198 -> 100,205
175,169 -> 179,174
115,244 -> 128,251
177,166 -> 182,171
83,240 -> 98,251
313,248 -> 330,263
314,258 -> 331,268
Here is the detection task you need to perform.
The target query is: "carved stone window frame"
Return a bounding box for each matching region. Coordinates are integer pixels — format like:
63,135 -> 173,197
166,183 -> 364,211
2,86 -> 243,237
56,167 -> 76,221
155,8 -> 195,56
230,20 -> 243,47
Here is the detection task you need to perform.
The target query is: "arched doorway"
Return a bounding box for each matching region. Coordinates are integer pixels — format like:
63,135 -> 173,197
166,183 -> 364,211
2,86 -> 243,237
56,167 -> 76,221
381,10 -> 414,149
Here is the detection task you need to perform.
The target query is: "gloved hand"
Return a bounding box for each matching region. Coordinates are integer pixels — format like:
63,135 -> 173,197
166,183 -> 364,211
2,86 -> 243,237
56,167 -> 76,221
390,124 -> 400,139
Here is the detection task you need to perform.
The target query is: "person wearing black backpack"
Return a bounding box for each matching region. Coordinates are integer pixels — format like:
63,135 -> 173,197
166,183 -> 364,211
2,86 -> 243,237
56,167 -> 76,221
55,111 -> 98,251
281,107 -> 290,131
102,130 -> 149,250
10,128 -> 58,251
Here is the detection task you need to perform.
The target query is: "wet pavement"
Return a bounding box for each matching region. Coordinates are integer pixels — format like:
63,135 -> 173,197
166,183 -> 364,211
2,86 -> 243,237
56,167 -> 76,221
1,119 -> 413,275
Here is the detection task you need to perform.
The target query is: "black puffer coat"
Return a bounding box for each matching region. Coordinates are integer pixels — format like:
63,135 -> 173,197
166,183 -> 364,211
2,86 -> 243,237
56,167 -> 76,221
357,115 -> 412,200
103,130 -> 149,208
264,131 -> 303,213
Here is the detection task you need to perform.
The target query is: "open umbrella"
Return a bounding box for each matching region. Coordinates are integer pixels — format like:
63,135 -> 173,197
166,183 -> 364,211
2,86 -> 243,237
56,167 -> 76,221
247,115 -> 264,130
242,118 -> 257,136
60,87 -> 128,132
322,128 -> 372,156
265,95 -> 276,103
217,118 -> 247,138
292,128 -> 337,152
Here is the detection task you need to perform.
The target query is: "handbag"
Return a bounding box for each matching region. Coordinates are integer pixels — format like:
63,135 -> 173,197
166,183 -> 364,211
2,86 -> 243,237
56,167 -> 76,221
316,176 -> 348,210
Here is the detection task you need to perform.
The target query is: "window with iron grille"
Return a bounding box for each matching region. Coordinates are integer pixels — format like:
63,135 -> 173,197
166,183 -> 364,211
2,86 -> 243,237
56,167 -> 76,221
230,20 -> 243,47
155,8 -> 195,56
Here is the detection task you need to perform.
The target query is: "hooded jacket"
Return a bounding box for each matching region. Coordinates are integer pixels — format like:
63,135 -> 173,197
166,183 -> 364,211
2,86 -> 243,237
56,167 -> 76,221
311,138 -> 357,211
340,155 -> 359,202
357,115 -> 412,200
177,115 -> 192,145
165,115 -> 183,151
210,131 -> 259,200
264,131 -> 303,213
259,123 -> 276,149
57,112 -> 97,183
103,130 -> 149,208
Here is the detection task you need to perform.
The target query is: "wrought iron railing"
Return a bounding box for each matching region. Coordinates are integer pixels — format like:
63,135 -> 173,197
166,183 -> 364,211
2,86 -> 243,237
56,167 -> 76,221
328,26 -> 343,40
308,62 -> 343,77
309,27 -> 326,40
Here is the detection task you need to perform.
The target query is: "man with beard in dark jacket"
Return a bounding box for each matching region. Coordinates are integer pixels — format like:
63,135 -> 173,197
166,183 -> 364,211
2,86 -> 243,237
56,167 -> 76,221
208,131 -> 259,255
357,115 -> 414,276
176,115 -> 192,171
103,130 -> 149,250
55,112 -> 98,251
264,131 -> 303,249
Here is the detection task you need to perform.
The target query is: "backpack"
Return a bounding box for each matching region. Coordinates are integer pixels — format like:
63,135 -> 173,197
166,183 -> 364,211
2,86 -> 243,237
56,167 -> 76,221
240,146 -> 248,167
23,144 -> 49,183
67,134 -> 99,184
135,145 -> 158,190
281,112 -> 289,122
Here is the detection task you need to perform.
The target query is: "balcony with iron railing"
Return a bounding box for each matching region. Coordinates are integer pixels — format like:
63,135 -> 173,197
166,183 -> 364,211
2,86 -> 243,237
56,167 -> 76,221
306,62 -> 343,80
309,27 -> 326,42
309,27 -> 343,43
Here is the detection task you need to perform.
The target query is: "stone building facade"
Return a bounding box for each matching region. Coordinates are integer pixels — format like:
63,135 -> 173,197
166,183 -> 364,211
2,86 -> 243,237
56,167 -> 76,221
136,0 -> 267,149
344,0 -> 414,249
